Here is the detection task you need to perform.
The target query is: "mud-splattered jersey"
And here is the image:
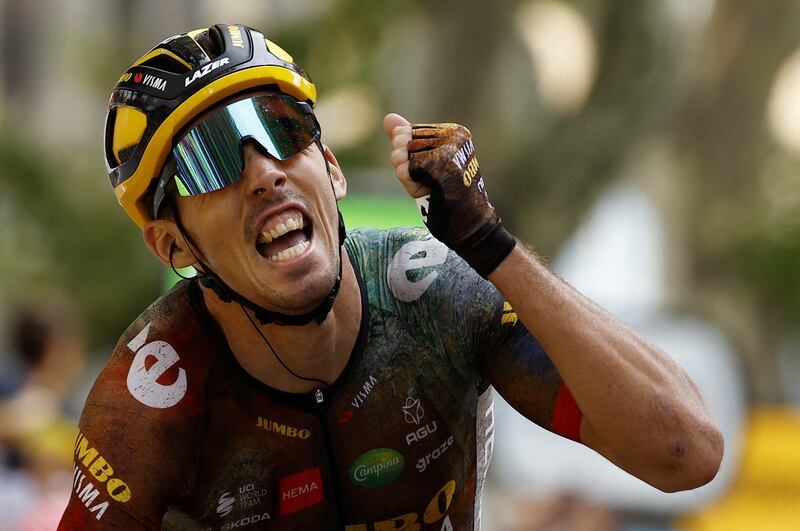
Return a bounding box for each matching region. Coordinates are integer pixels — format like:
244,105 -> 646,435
59,227 -> 582,530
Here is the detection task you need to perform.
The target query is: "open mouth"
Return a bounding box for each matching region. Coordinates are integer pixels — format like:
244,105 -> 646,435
256,209 -> 313,262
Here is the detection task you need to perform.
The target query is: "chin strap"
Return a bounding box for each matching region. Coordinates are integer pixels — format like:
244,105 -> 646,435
170,140 -> 346,326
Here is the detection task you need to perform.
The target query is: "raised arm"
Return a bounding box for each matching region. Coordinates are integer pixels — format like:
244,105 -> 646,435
487,244 -> 722,491
383,113 -> 723,492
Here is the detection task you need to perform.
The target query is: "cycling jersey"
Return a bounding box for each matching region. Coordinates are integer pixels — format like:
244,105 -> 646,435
59,227 -> 582,530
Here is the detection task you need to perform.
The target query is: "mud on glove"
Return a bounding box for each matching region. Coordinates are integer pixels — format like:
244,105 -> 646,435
408,123 -> 516,277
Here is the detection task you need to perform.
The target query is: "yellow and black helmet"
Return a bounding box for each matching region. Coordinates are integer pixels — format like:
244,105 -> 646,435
105,24 -> 317,227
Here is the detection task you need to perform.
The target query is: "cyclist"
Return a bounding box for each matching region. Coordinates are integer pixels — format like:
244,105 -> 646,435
59,23 -> 722,530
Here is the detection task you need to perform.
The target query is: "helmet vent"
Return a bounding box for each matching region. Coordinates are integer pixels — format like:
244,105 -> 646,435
139,53 -> 190,74
116,145 -> 136,164
195,26 -> 225,59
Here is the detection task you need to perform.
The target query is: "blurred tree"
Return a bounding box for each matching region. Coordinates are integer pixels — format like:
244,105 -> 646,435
0,133 -> 162,349
668,0 -> 800,401
0,0 -> 174,349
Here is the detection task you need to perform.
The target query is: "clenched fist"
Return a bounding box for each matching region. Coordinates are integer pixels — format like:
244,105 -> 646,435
384,113 -> 515,277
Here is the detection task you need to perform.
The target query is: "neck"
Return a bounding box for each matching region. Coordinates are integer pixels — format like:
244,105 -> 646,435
202,248 -> 362,393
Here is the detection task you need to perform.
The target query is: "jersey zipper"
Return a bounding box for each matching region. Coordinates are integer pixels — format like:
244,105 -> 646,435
316,388 -> 345,528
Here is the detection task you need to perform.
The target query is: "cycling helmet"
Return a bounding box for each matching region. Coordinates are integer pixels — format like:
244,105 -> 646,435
105,24 -> 317,227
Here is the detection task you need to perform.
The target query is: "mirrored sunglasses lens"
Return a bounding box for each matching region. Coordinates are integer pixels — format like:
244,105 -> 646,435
172,94 -> 320,197
174,123 -> 242,195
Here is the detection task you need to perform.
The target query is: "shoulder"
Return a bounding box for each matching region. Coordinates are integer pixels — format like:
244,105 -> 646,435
346,226 -> 493,306
66,281 -> 211,522
85,280 -> 213,422
344,226 -> 432,257
346,226 -> 455,274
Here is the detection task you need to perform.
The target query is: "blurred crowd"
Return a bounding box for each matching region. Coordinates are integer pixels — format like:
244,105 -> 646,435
0,302 -> 88,530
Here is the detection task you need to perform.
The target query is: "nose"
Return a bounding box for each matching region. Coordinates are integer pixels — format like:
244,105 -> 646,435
241,141 -> 287,197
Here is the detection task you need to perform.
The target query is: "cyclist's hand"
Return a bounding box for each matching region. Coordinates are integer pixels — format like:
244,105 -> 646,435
383,113 -> 515,277
384,113 -> 429,198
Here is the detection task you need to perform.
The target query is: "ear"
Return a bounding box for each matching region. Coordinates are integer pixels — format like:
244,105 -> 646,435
142,219 -> 196,268
323,144 -> 347,201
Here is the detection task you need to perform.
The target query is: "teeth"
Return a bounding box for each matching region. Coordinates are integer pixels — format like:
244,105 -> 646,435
268,240 -> 311,261
258,216 -> 304,244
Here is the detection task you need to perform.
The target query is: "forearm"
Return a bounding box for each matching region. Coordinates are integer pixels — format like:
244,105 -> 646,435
488,244 -> 723,491
382,114 -> 722,489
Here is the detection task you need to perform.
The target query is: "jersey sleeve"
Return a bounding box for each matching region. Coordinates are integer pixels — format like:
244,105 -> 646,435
59,327 -> 197,529
369,226 -> 582,441
457,258 -> 583,442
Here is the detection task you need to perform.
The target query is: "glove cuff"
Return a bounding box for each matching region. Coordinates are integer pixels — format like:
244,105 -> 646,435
455,221 -> 516,278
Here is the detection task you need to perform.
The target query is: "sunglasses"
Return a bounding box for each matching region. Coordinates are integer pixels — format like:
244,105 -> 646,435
153,92 -> 320,217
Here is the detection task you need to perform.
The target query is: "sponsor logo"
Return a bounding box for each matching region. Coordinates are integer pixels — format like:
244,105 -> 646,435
402,397 -> 424,425
118,72 -> 132,83
279,467 -> 324,516
228,25 -> 244,48
185,57 -> 230,86
220,512 -> 271,530
216,483 -> 269,520
403,396 -> 438,446
72,467 -> 110,521
217,492 -> 235,517
344,479 -> 456,531
137,73 -> 167,92
387,238 -> 449,302
475,390 -> 495,528
71,431 -> 132,521
349,448 -> 404,488
480,398 -> 495,476
477,177 -> 490,205
350,375 -> 378,409
126,323 -> 187,408
501,301 -> 518,325
453,139 -> 474,171
336,410 -> 354,424
416,194 -> 431,223
256,417 -> 311,439
463,156 -> 480,186
237,483 -> 268,509
452,138 -> 479,186
406,421 -> 438,446
451,138 -> 479,186
416,435 -> 455,473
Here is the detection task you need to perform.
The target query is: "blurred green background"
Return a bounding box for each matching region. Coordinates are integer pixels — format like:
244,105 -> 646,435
1,1 -> 800,529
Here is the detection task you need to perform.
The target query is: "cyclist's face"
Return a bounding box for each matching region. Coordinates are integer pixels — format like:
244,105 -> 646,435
175,141 -> 346,313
